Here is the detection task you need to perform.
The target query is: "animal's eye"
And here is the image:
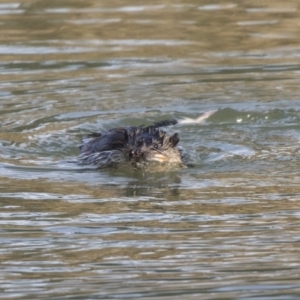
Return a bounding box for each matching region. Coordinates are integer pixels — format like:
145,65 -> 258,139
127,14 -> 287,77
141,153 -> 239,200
152,144 -> 158,149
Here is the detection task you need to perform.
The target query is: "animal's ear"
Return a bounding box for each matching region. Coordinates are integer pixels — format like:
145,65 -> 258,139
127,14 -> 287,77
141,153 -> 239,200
169,133 -> 179,147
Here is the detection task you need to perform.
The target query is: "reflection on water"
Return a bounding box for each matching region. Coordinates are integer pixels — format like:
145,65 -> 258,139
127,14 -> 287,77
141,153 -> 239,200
1,0 -> 300,299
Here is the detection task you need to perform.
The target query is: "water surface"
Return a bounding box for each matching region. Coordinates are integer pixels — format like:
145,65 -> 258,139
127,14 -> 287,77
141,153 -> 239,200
1,1 -> 300,299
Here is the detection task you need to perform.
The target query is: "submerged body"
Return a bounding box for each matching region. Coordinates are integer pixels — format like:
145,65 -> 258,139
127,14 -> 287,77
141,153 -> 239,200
78,111 -> 215,169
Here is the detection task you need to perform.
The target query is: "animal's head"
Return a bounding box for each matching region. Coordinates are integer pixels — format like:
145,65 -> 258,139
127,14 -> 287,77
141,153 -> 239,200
129,127 -> 182,164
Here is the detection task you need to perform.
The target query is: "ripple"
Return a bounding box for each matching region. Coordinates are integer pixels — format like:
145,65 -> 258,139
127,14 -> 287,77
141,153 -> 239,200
44,5 -> 166,14
0,45 -> 94,55
246,7 -> 297,13
198,4 -> 237,10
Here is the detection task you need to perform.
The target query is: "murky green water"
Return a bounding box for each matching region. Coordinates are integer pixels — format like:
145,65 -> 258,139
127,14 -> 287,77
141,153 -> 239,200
1,1 -> 300,299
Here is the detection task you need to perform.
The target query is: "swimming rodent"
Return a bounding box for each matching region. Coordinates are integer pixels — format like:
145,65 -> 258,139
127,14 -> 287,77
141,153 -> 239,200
78,111 -> 215,169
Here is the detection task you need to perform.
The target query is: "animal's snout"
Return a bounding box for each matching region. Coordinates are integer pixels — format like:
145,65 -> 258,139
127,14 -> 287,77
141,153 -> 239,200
130,149 -> 141,157
129,148 -> 142,160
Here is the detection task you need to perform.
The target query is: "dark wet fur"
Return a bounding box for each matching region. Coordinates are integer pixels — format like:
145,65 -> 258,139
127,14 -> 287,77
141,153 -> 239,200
78,119 -> 183,168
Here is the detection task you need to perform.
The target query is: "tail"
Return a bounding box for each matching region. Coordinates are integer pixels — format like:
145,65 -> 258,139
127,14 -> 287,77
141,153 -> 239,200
153,110 -> 216,128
